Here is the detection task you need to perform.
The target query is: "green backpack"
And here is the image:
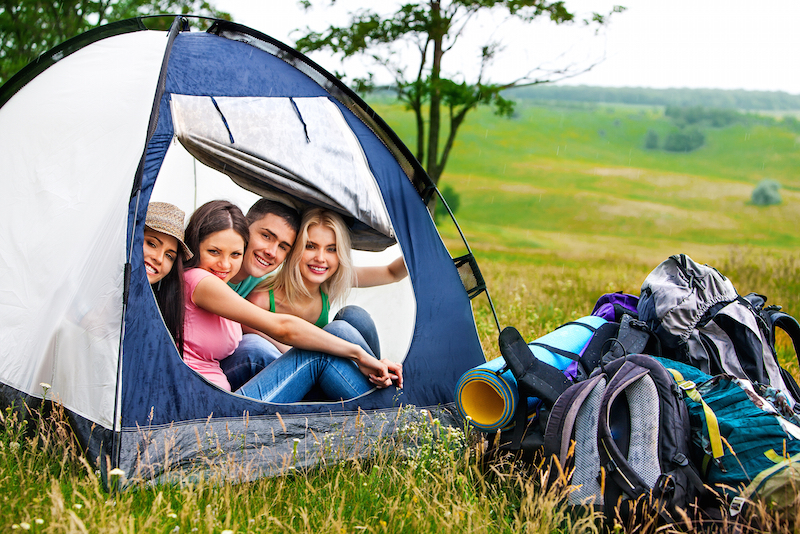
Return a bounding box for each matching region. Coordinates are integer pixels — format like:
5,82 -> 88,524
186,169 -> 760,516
656,357 -> 800,515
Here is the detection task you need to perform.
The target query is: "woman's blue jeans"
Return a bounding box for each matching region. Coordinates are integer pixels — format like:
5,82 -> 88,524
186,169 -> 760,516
234,306 -> 381,403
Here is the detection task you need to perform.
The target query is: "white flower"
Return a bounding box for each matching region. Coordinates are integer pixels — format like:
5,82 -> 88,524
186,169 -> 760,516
108,468 -> 126,477
9,442 -> 20,451
167,512 -> 177,519
221,530 -> 234,534
20,523 -> 30,531
34,519 -> 44,525
40,382 -> 52,390
292,438 -> 300,443
73,503 -> 83,510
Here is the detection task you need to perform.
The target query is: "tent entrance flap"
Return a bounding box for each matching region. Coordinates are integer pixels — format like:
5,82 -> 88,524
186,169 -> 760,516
170,94 -> 395,251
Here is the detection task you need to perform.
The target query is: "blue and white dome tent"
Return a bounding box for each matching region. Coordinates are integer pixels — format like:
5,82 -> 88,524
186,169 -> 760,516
0,16 -> 497,481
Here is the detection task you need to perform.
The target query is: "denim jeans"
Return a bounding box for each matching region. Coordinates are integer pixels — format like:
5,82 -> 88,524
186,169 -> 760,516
235,306 -> 381,403
221,334 -> 282,391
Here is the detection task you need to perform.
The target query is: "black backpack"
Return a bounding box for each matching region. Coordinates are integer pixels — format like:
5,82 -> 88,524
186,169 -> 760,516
543,354 -> 704,522
496,314 -> 655,452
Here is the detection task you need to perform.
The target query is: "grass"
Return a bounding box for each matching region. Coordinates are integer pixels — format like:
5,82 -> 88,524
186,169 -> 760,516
4,252 -> 800,532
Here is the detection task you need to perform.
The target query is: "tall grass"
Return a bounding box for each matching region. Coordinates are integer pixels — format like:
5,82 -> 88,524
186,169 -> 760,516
3,252 -> 799,532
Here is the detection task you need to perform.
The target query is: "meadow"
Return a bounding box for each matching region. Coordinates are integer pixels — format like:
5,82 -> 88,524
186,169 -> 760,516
3,97 -> 800,532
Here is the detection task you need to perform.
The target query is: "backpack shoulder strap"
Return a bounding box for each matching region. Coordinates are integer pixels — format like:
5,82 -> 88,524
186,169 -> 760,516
543,374 -> 608,506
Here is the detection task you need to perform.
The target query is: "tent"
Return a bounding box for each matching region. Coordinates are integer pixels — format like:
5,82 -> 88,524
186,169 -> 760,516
0,16 -> 494,480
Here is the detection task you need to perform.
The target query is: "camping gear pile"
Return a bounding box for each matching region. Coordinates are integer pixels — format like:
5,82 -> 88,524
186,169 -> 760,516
457,253 -> 800,525
0,17 -> 495,483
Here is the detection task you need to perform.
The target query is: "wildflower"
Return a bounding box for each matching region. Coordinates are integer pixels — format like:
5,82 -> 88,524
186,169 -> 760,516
167,512 -> 177,519
40,382 -> 52,390
11,525 -> 18,530
379,520 -> 387,528
34,519 -> 43,525
73,503 -> 83,510
108,468 -> 126,478
171,527 -> 179,533
9,441 -> 20,451
20,523 -> 30,530
221,530 -> 234,534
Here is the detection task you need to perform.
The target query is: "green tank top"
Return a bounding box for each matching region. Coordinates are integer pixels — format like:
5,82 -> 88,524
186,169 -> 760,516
269,290 -> 329,327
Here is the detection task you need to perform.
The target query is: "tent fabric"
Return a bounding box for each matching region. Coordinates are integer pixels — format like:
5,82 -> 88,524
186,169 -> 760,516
170,94 -> 394,250
0,17 -> 489,478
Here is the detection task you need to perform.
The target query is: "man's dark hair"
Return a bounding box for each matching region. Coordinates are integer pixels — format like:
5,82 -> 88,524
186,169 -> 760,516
246,198 -> 301,235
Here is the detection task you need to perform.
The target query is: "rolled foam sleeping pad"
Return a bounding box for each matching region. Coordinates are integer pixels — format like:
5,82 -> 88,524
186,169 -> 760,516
455,315 -> 607,432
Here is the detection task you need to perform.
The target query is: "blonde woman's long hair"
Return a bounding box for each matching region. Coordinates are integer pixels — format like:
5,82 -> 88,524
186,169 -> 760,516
257,208 -> 355,308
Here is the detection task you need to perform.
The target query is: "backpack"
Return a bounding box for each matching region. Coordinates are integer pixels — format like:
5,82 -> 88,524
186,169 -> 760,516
543,354 -> 703,521
657,357 -> 800,516
494,314 -> 653,452
638,254 -> 800,406
591,292 -> 640,322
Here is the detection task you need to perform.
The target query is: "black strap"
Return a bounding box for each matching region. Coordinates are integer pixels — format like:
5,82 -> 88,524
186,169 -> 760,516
528,342 -> 580,361
499,327 -> 571,407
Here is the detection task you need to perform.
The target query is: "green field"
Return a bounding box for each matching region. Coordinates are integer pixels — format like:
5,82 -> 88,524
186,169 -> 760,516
371,98 -> 800,362
374,100 -> 800,261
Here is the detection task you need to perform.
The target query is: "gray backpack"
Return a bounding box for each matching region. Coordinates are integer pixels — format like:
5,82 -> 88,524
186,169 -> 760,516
543,354 -> 703,521
637,254 -> 799,406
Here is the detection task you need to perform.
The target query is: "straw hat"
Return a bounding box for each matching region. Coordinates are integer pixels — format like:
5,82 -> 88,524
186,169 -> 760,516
144,202 -> 193,260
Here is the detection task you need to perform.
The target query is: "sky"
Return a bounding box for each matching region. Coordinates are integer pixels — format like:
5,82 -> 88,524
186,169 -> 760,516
212,0 -> 800,95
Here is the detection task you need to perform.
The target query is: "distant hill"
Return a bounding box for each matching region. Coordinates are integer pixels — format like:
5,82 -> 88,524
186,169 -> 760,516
505,85 -> 800,111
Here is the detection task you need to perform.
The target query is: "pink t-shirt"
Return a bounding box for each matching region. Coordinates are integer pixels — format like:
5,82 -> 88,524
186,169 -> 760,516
183,268 -> 242,391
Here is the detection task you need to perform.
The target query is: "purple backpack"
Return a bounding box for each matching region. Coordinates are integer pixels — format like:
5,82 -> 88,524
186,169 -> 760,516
591,292 -> 639,322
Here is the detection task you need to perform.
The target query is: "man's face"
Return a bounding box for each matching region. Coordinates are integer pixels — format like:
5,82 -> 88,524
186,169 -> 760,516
239,213 -> 297,280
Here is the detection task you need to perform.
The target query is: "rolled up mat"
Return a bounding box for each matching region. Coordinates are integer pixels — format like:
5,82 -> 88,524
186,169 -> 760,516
455,315 -> 607,432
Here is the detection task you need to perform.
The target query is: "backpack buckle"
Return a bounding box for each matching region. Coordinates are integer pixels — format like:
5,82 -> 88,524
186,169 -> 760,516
678,380 -> 696,391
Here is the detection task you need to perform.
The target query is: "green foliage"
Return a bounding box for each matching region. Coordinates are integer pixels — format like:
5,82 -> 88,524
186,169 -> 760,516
751,178 -> 782,206
507,84 -> 800,112
644,129 -> 659,149
662,127 -> 705,152
663,104 -> 755,128
0,0 -> 229,84
296,1 -> 622,187
434,184 -> 461,222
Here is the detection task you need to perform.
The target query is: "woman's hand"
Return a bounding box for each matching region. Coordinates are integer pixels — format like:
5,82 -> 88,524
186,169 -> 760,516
355,350 -> 403,389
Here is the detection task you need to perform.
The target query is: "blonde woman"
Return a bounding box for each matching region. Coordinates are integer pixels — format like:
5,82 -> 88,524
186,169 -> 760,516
236,208 -> 406,402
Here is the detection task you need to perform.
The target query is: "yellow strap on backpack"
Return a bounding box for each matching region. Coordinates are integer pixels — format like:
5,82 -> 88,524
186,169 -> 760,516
667,368 -> 724,460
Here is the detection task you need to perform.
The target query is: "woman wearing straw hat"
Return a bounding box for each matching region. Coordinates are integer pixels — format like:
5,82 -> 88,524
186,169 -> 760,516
143,202 -> 193,355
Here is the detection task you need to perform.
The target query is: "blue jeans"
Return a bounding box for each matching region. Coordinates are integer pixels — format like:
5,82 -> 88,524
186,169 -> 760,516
221,334 -> 282,391
235,306 -> 380,403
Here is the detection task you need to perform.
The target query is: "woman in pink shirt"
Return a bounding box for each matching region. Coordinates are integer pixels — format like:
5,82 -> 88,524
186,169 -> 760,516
181,200 -> 402,393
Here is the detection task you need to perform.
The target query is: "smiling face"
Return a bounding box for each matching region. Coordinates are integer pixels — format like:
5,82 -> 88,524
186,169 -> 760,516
143,228 -> 179,284
299,224 -> 340,288
196,228 -> 245,283
231,213 -> 297,284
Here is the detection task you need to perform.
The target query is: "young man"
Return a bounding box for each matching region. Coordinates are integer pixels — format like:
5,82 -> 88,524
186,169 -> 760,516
226,199 -> 301,298
221,199 -> 301,389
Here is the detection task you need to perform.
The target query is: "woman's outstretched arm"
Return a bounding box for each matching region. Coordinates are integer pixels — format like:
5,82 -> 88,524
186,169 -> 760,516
354,256 -> 408,288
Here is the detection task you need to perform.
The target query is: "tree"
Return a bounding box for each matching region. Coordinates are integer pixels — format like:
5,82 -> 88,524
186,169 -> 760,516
644,129 -> 659,149
751,179 -> 782,206
0,0 -> 229,84
295,0 -> 624,204
663,127 -> 705,153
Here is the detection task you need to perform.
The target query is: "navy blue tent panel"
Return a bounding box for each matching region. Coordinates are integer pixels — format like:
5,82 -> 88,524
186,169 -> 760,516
121,30 -> 486,428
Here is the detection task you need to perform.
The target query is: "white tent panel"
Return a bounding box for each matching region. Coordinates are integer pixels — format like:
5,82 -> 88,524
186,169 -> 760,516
0,31 -> 168,428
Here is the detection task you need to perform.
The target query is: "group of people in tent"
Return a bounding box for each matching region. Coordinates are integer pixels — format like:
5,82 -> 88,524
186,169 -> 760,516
143,198 -> 406,402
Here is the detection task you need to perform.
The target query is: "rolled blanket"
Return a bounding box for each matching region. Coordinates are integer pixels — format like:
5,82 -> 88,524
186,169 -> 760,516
455,316 -> 606,432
